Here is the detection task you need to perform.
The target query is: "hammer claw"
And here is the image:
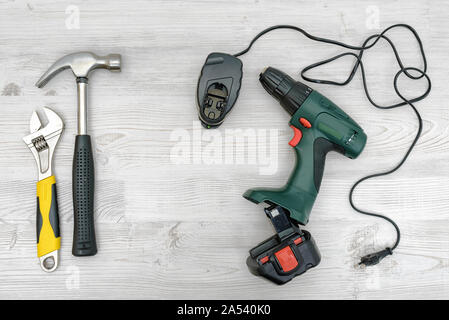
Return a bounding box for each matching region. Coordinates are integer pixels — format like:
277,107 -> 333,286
36,52 -> 122,88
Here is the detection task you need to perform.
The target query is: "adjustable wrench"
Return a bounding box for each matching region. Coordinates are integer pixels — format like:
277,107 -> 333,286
23,107 -> 63,272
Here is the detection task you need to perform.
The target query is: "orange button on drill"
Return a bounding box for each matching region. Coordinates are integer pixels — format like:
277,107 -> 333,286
288,125 -> 302,147
274,246 -> 298,272
299,117 -> 312,128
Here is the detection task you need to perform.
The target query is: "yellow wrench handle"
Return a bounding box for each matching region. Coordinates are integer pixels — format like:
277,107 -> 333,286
36,176 -> 61,257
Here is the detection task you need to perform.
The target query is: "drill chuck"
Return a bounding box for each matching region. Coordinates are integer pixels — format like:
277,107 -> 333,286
259,67 -> 312,116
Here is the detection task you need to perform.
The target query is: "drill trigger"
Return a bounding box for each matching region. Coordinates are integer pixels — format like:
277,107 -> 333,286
288,125 -> 302,147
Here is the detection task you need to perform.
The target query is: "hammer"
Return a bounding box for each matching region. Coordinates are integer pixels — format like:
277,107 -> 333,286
36,52 -> 121,256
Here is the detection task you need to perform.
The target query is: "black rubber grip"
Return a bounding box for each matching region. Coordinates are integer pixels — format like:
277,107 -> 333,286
72,135 -> 97,256
313,138 -> 344,192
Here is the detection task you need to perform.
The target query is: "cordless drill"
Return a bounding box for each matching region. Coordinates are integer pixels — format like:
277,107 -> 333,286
245,67 -> 367,284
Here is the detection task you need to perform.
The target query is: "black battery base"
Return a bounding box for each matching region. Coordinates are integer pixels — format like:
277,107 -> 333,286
247,229 -> 321,285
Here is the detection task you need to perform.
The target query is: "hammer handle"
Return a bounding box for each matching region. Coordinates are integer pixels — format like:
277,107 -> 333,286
72,135 -> 97,256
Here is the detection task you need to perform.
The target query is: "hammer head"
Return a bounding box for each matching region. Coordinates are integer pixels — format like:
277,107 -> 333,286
36,52 -> 121,88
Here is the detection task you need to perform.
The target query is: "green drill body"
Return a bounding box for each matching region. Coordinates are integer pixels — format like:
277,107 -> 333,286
244,68 -> 367,225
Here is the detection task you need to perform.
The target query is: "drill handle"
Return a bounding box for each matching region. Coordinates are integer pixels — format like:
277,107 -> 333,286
289,130 -> 340,195
242,125 -> 343,225
311,137 -> 341,192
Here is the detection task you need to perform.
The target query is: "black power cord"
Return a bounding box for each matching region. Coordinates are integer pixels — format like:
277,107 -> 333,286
233,24 -> 431,267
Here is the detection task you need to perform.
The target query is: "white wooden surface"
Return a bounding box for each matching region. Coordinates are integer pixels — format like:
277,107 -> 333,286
0,0 -> 448,299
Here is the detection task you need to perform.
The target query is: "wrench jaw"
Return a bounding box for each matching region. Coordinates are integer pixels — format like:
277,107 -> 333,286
29,111 -> 42,133
39,250 -> 59,273
23,107 -> 63,181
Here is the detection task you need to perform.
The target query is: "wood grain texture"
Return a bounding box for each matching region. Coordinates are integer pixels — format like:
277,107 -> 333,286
0,0 -> 448,299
